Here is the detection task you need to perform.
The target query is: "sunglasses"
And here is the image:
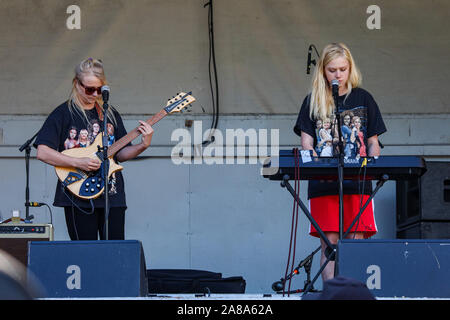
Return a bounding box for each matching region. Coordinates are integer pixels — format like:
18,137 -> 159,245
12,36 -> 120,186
78,80 -> 102,95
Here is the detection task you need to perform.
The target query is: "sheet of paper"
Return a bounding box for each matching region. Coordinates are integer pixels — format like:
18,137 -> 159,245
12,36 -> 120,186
300,150 -> 312,163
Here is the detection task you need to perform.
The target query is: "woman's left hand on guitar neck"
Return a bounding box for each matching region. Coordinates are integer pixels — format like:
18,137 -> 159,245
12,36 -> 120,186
115,120 -> 154,163
138,120 -> 154,148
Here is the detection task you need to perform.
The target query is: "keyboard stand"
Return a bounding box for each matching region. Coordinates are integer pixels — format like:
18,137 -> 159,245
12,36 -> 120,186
280,173 -> 389,296
281,175 -> 336,294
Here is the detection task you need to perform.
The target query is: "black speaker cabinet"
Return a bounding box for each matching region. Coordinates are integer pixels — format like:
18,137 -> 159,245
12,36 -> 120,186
338,239 -> 450,298
397,221 -> 450,239
28,240 -> 148,298
397,161 -> 450,229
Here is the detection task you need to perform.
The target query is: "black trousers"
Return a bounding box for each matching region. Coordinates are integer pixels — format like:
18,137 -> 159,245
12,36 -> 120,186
64,206 -> 126,240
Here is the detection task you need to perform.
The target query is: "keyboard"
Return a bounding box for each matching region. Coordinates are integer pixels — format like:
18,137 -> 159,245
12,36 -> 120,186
262,149 -> 427,181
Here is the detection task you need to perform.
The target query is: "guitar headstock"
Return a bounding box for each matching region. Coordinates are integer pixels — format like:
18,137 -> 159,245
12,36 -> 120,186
165,92 -> 196,114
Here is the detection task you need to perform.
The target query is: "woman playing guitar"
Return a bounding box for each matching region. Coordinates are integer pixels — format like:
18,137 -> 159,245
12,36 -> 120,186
34,58 -> 154,240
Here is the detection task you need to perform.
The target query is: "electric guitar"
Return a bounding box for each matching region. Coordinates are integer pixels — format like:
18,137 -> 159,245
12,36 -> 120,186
55,92 -> 195,199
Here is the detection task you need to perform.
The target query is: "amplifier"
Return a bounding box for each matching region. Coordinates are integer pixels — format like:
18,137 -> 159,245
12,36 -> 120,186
0,224 -> 54,267
0,224 -> 54,239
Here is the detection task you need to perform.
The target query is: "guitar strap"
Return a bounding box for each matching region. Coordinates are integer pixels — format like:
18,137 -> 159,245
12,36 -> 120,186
95,102 -> 104,122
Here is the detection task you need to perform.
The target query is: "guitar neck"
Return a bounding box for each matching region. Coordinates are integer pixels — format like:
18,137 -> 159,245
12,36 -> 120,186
107,109 -> 168,157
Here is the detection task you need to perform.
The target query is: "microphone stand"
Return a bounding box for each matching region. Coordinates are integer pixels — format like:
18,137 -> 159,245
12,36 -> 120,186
19,131 -> 39,223
272,245 -> 321,294
101,96 -> 110,240
332,83 -> 345,276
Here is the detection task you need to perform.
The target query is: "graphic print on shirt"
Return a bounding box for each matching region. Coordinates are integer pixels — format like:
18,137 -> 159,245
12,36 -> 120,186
88,119 -> 101,145
63,121 -> 117,195
64,126 -> 80,149
314,106 -> 367,159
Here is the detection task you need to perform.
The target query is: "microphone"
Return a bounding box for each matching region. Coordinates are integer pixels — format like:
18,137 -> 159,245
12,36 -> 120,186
331,79 -> 339,99
331,79 -> 341,116
272,280 -> 285,292
331,79 -> 340,112
101,85 -> 110,103
306,45 -> 316,74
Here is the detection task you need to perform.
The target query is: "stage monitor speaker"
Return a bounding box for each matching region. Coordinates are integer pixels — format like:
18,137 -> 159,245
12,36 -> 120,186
28,240 -> 148,298
397,161 -> 450,228
337,239 -> 450,298
0,224 -> 54,267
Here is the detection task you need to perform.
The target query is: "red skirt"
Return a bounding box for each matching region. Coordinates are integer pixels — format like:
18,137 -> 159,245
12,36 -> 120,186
309,194 -> 377,239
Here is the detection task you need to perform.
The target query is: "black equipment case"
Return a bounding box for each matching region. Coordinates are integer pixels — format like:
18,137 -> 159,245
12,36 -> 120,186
147,269 -> 246,294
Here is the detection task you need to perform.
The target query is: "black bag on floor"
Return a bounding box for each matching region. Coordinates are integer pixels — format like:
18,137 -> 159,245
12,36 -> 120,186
147,269 -> 246,294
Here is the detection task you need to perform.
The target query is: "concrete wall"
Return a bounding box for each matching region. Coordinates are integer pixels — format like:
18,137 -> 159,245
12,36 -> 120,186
1,114 -> 449,292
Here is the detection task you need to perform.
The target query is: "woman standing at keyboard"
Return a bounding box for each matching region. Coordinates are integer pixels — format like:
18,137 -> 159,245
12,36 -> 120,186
294,43 -> 387,281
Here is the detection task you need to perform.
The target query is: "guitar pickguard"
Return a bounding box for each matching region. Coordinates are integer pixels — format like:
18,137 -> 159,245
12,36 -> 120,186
79,162 -> 106,198
62,172 -> 84,187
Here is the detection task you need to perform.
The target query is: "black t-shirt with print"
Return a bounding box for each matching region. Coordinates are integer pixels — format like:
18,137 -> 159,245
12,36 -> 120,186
293,87 -> 387,199
34,101 -> 130,208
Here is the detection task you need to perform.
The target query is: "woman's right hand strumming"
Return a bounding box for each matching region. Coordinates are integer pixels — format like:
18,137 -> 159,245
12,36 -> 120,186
75,157 -> 101,172
37,144 -> 101,171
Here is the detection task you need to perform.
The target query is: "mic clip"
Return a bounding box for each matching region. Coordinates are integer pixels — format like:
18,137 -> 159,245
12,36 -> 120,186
26,202 -> 44,207
306,44 -> 318,75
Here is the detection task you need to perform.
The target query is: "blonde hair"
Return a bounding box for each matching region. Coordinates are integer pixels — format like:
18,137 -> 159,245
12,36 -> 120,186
68,58 -> 117,125
309,43 -> 362,120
